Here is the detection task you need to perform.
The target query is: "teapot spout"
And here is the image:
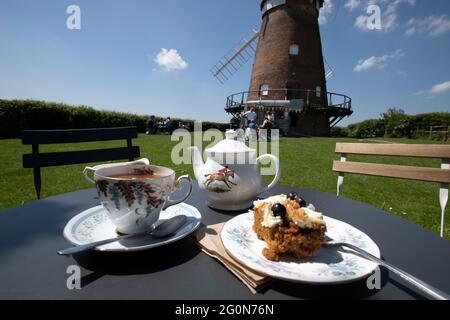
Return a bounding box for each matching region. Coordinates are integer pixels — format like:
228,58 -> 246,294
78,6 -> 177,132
187,146 -> 204,180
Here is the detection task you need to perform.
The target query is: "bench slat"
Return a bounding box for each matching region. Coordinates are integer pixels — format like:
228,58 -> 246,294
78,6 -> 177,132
22,127 -> 138,145
23,147 -> 140,168
335,143 -> 450,159
332,161 -> 450,184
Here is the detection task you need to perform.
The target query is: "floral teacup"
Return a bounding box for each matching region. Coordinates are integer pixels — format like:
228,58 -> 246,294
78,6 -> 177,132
84,164 -> 192,234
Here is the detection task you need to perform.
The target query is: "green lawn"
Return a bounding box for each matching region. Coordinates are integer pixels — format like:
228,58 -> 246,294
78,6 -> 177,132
0,134 -> 448,238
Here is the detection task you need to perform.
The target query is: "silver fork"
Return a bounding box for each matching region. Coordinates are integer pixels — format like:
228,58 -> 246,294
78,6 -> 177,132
324,235 -> 450,300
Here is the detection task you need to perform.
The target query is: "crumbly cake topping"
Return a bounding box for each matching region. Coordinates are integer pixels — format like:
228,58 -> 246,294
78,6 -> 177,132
253,194 -> 325,229
253,194 -> 288,208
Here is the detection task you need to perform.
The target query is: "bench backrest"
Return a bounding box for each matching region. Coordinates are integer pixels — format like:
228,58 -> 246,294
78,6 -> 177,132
332,142 -> 450,237
333,143 -> 450,184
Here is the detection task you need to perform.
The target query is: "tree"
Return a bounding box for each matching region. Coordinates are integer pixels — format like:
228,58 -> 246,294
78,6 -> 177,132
381,108 -> 411,137
381,108 -> 405,121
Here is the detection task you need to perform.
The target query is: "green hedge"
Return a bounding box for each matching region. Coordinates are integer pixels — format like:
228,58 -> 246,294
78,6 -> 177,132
347,119 -> 385,138
409,113 -> 450,130
330,126 -> 350,137
346,110 -> 449,139
0,99 -> 229,138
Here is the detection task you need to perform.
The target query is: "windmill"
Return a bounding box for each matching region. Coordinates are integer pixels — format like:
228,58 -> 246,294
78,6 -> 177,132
211,0 -> 352,136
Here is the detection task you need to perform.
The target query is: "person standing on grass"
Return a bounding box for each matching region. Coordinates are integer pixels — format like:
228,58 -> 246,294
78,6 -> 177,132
243,108 -> 257,129
246,120 -> 258,141
269,111 -> 275,123
260,113 -> 272,141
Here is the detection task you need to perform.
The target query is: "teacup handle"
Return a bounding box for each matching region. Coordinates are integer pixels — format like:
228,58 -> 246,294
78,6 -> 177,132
163,175 -> 193,210
256,154 -> 281,194
83,167 -> 96,184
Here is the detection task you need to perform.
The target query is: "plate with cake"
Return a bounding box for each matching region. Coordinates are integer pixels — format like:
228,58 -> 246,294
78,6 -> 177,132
220,192 -> 381,284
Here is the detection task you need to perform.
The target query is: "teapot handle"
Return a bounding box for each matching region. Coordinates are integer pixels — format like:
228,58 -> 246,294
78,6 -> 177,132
256,154 -> 281,194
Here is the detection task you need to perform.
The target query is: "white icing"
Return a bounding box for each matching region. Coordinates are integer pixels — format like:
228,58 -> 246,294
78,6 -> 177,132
293,206 -> 324,229
254,194 -> 325,229
253,194 -> 287,208
260,205 -> 283,227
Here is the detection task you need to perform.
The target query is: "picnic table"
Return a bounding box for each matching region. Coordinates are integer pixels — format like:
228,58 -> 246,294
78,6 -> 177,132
0,184 -> 449,299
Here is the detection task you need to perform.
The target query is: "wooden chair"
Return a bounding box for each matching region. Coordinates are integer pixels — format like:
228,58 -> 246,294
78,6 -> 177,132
332,143 -> 450,237
22,127 -> 140,200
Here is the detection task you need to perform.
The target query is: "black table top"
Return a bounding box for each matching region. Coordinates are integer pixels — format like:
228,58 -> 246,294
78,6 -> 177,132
0,184 -> 449,300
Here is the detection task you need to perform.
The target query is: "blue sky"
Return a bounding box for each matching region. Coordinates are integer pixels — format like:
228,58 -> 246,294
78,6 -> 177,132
0,0 -> 449,125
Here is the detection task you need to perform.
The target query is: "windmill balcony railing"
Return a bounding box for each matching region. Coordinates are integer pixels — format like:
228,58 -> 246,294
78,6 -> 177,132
225,89 -> 352,113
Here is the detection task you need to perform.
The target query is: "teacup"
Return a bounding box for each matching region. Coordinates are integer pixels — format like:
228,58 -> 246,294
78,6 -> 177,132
83,164 -> 192,234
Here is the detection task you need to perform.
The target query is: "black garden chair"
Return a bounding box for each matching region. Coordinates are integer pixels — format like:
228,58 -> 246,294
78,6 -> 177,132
22,127 -> 140,199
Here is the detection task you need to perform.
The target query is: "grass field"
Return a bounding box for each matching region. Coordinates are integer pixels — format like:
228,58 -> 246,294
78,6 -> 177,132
0,134 -> 448,238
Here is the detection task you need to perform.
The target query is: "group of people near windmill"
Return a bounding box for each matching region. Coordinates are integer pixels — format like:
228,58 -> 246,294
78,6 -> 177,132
146,115 -> 174,135
240,107 -> 274,141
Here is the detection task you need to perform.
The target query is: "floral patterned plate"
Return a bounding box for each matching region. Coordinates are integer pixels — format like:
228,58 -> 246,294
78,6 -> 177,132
221,212 -> 381,284
63,203 -> 201,252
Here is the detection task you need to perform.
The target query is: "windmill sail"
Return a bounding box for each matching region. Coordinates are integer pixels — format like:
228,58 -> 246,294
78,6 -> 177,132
210,29 -> 260,84
324,57 -> 334,81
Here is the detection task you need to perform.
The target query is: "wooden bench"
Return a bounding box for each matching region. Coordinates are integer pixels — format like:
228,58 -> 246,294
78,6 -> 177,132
22,127 -> 140,200
332,143 -> 450,237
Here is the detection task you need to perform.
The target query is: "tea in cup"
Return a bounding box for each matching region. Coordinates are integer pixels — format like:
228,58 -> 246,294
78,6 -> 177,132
83,164 -> 192,234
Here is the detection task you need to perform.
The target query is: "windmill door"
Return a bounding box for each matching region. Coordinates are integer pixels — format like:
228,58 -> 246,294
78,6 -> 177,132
286,82 -> 302,101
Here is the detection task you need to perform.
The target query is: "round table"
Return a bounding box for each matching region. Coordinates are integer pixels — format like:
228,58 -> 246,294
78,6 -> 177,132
0,185 -> 449,300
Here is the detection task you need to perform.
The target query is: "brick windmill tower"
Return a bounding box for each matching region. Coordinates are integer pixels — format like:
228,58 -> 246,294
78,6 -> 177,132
211,0 -> 353,136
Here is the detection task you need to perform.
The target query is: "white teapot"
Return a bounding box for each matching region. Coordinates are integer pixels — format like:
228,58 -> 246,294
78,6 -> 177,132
188,130 -> 281,211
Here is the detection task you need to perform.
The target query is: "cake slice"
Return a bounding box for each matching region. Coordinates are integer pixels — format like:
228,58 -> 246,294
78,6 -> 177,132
252,193 -> 326,261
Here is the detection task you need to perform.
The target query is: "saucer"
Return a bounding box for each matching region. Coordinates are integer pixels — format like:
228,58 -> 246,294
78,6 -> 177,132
63,203 -> 202,252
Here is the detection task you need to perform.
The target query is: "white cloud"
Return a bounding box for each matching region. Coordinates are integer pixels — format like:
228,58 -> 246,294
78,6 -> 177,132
384,0 -> 416,31
354,15 -> 369,30
413,90 -> 427,96
405,14 -> 450,37
431,81 -> 450,94
353,1 -> 450,36
383,8 -> 398,31
153,48 -> 188,71
353,0 -> 415,32
414,81 -> 450,97
345,0 -> 361,11
318,0 -> 334,25
354,49 -> 404,72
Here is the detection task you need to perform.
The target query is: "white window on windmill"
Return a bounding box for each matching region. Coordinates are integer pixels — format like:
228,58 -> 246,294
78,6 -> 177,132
289,44 -> 300,56
316,86 -> 321,98
260,84 -> 269,96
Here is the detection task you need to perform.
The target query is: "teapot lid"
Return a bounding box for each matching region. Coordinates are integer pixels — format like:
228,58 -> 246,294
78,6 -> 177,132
206,130 -> 254,154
